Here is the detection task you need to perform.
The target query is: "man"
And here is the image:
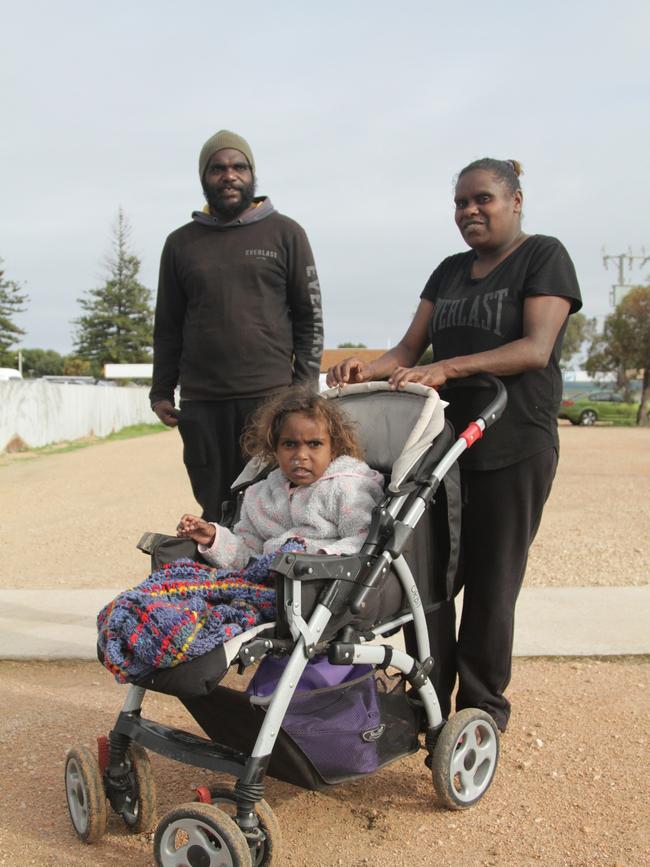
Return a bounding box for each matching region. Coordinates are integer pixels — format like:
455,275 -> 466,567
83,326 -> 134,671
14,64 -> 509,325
150,130 -> 323,520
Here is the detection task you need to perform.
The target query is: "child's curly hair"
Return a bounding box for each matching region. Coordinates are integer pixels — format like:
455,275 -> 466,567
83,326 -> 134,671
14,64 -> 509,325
242,385 -> 362,464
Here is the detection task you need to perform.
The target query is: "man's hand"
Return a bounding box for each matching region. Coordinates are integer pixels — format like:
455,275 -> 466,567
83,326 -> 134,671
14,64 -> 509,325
176,514 -> 217,547
152,400 -> 180,427
326,356 -> 373,387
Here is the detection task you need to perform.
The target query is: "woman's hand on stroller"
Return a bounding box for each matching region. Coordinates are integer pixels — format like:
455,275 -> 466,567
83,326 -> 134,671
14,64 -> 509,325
388,361 -> 449,390
176,514 -> 217,547
326,356 -> 374,387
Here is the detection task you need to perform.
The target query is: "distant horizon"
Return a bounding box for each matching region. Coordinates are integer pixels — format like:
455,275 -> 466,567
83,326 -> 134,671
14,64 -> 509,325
6,356 -> 631,386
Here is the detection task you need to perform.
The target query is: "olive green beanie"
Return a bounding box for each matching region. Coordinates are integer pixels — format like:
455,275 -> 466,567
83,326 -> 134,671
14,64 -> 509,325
198,130 -> 255,181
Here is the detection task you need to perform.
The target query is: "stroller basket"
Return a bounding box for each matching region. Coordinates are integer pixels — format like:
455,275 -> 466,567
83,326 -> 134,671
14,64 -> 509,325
276,668 -> 420,783
183,665 -> 420,788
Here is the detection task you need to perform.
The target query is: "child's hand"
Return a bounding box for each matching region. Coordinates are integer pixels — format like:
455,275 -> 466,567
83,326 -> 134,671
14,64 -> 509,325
176,514 -> 217,547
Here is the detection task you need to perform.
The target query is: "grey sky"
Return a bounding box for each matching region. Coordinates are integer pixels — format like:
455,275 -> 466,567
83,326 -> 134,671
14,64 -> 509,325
2,0 -> 649,356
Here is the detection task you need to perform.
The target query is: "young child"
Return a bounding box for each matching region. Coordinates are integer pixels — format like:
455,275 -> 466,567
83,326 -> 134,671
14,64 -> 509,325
177,385 -> 385,568
98,387 -> 384,682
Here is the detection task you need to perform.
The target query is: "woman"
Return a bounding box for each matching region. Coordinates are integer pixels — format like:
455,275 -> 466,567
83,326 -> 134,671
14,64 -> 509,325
327,158 -> 582,732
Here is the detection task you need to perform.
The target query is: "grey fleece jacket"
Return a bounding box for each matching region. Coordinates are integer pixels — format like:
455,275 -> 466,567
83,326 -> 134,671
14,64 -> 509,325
198,455 -> 385,570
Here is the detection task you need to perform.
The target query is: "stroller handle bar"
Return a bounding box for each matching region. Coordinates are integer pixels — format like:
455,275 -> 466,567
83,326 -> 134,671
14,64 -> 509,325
349,375 -> 506,616
442,373 -> 507,431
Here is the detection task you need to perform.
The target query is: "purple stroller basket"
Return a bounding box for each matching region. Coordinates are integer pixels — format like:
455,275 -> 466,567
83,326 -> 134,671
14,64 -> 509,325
247,656 -> 382,778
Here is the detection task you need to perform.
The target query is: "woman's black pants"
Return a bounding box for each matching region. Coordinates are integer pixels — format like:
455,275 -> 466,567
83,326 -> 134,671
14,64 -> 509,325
407,447 -> 558,732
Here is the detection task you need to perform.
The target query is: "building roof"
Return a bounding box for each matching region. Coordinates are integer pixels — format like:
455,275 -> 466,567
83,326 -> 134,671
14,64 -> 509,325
320,348 -> 385,372
103,352 -> 388,378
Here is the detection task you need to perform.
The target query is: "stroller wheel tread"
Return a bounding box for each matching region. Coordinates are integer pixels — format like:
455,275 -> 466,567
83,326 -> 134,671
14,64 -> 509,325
154,801 -> 252,867
203,786 -> 281,867
64,745 -> 108,843
431,708 -> 499,810
119,742 -> 157,833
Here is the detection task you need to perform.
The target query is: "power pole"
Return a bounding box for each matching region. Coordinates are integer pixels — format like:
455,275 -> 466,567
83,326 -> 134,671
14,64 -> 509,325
602,248 -> 650,306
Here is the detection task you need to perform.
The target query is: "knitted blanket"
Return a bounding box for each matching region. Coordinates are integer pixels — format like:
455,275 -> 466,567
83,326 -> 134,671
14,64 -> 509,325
97,539 -> 305,683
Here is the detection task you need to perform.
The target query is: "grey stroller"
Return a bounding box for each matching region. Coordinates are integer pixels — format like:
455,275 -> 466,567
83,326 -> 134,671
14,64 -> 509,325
64,376 -> 506,866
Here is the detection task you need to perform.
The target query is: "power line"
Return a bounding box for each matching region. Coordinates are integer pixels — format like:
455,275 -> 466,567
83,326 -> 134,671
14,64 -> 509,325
602,247 -> 650,306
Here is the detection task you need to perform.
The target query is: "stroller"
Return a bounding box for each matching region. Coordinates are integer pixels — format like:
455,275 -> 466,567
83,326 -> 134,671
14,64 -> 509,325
64,376 -> 506,866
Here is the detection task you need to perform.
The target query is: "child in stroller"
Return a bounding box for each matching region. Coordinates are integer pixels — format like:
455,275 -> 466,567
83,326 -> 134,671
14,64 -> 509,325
176,384 -> 385,566
65,376 -> 507,867
97,386 -> 385,683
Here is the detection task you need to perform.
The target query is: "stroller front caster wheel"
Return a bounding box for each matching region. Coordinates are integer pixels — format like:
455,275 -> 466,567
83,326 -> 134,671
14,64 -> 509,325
198,786 -> 281,867
154,802 -> 253,867
64,745 -> 108,843
119,742 -> 157,833
431,708 -> 499,810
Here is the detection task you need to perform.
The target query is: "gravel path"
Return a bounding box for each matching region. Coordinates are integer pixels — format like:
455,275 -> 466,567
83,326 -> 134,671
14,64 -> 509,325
0,657 -> 648,866
1,423 -> 648,589
526,425 -> 650,587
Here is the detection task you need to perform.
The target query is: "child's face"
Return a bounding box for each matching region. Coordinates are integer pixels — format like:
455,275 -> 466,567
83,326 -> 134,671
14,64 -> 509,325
276,412 -> 333,486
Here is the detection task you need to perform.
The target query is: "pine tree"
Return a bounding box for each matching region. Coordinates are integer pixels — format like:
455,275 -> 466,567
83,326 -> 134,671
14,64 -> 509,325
0,259 -> 29,367
73,209 -> 153,367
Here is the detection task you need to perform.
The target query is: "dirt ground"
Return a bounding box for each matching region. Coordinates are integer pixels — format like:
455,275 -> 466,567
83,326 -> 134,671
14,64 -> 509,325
1,424 -> 649,590
0,424 -> 649,865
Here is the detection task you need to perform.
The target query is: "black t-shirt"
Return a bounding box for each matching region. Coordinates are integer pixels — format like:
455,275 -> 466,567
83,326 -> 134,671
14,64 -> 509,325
420,235 -> 582,470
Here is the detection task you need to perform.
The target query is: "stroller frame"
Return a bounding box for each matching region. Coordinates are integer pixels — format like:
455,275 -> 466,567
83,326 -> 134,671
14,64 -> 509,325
66,376 -> 507,866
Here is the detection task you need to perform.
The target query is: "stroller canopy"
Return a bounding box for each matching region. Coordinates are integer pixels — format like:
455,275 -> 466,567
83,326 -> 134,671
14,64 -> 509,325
321,381 -> 447,492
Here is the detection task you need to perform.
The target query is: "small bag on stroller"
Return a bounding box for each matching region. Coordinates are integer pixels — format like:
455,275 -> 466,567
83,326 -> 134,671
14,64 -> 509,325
248,656 -> 383,778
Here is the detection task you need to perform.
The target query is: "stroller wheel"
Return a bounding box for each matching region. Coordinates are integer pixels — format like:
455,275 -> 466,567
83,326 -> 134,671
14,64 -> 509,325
198,786 -> 281,867
430,708 -> 499,810
119,742 -> 157,833
154,802 -> 252,867
64,745 -> 108,843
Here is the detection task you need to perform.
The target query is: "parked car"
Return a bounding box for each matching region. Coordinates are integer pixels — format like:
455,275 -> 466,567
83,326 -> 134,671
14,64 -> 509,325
558,391 -> 643,425
0,367 -> 22,381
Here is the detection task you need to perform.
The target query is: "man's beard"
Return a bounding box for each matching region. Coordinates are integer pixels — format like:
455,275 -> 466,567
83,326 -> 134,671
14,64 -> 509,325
203,176 -> 257,220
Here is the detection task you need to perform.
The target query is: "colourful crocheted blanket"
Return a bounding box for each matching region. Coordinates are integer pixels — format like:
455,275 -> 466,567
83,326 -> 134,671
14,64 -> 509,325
97,539 -> 305,683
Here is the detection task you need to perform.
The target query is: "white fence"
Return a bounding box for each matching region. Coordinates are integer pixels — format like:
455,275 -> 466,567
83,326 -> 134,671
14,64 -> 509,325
0,380 -> 157,452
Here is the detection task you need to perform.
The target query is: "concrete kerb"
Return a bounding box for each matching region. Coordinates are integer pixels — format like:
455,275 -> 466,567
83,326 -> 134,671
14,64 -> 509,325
0,585 -> 648,662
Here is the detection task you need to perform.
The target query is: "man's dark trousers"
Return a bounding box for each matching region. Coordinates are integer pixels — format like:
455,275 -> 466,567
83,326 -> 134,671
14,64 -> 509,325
177,397 -> 266,522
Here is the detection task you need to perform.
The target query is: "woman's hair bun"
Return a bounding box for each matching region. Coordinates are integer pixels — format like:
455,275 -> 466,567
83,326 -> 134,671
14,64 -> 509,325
457,157 -> 523,193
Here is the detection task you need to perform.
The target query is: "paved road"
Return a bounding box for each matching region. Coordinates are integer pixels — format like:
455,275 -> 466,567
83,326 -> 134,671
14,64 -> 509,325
1,584 -> 648,660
